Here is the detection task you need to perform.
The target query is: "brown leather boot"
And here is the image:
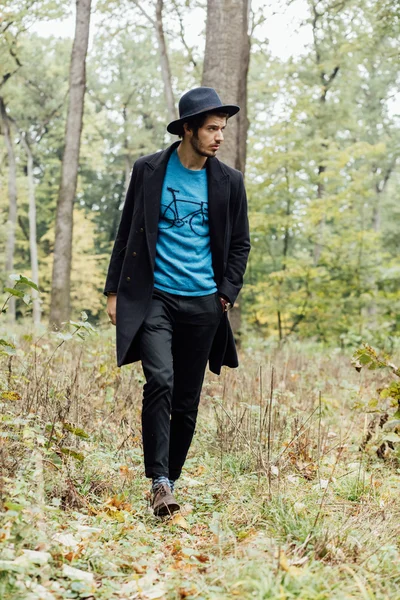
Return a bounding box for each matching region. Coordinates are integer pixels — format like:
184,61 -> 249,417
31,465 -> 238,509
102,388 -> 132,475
151,484 -> 180,517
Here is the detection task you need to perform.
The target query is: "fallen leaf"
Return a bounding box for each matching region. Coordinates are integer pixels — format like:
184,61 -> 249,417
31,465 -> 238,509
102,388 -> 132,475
106,496 -> 124,509
278,551 -> 304,576
169,514 -> 190,530
132,562 -> 146,574
119,465 -> 133,478
194,554 -> 209,563
64,551 -> 75,562
179,586 -> 197,598
75,525 -> 103,536
104,496 -> 133,513
180,503 -> 194,515
62,564 -> 94,582
143,585 -> 167,599
0,560 -> 22,572
19,550 -> 51,565
194,465 -> 206,476
53,532 -> 79,550
279,550 -> 290,572
181,476 -> 202,487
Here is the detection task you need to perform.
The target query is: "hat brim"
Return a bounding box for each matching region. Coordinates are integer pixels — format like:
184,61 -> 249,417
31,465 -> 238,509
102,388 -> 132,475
167,104 -> 240,135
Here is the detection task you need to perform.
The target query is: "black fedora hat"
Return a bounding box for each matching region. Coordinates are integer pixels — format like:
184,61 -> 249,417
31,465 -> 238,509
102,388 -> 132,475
167,87 -> 240,135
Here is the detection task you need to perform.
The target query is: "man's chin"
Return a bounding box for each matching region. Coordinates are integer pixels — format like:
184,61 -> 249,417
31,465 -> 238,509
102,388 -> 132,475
203,148 -> 219,157
191,142 -> 218,158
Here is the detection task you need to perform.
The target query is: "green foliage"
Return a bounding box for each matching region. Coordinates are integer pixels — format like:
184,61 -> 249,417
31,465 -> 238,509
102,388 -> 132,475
0,0 -> 400,342
0,274 -> 40,356
352,344 -> 400,456
245,0 -> 400,346
352,344 -> 400,377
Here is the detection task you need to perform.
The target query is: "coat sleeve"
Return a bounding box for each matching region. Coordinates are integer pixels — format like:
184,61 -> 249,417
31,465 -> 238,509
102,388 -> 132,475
103,164 -> 137,296
218,173 -> 251,305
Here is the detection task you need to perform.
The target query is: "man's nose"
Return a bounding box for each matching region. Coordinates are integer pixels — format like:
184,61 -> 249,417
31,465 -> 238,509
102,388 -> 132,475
216,129 -> 224,142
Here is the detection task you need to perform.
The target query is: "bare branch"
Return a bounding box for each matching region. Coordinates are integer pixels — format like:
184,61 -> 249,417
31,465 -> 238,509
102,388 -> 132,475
131,0 -> 156,26
326,65 -> 340,87
0,21 -> 15,35
171,0 -> 197,67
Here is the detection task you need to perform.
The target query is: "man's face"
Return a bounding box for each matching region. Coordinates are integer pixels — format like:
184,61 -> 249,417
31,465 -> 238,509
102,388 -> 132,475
186,114 -> 227,158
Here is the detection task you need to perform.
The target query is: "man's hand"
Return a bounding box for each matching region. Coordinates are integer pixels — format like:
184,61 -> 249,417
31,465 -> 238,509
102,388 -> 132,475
219,296 -> 232,312
107,294 -> 117,325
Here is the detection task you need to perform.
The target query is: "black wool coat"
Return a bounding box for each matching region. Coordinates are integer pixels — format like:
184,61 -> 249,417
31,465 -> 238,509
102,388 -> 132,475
104,141 -> 251,375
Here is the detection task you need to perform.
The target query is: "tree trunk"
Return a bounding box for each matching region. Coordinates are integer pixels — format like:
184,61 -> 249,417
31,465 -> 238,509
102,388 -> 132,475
202,0 -> 251,174
202,0 -> 251,340
310,1 -> 340,265
0,97 -> 17,322
50,0 -> 91,327
123,104 -> 131,196
22,137 -> 41,325
155,0 -> 177,124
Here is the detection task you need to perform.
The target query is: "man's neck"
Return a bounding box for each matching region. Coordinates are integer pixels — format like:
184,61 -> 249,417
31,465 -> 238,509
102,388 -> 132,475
177,141 -> 207,171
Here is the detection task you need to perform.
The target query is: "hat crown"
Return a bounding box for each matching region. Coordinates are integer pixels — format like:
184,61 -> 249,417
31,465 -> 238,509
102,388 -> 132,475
167,87 -> 239,135
179,87 -> 222,119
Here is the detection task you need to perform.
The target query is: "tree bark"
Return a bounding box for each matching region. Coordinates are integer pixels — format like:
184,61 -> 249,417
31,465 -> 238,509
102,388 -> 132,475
50,0 -> 91,327
22,136 -> 41,325
310,1 -> 340,265
155,0 -> 177,124
202,0 -> 251,340
0,97 -> 17,322
202,0 -> 251,174
123,104 -> 131,196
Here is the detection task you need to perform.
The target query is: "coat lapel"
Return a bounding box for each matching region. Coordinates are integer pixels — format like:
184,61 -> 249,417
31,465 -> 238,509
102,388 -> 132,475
143,142 -> 180,266
207,157 -> 229,285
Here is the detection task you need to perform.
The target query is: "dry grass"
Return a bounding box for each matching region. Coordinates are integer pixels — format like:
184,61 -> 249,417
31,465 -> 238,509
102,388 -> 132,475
0,326 -> 399,599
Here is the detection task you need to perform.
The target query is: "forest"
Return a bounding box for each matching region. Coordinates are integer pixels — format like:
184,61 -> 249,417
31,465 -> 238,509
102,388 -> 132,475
1,0 -> 400,599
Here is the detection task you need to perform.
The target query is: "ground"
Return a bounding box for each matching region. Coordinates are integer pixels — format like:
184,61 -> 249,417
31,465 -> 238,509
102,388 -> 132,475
1,327 -> 400,599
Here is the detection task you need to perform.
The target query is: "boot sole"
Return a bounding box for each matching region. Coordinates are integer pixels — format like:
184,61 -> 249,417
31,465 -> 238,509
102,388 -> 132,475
153,501 -> 180,517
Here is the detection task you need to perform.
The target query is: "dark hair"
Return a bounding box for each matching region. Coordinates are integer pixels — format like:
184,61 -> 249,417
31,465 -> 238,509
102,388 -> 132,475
177,110 -> 229,138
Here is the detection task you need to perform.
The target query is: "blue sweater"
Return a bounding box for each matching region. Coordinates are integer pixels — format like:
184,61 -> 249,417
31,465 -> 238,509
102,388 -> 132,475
153,150 -> 217,296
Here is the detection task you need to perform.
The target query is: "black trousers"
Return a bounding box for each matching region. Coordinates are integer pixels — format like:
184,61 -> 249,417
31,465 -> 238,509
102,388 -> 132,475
139,288 -> 223,480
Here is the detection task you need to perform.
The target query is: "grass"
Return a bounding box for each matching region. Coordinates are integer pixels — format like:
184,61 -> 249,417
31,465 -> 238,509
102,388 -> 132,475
1,326 -> 400,599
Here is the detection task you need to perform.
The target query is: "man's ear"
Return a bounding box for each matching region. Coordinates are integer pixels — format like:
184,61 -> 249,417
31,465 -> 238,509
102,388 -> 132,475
183,122 -> 192,137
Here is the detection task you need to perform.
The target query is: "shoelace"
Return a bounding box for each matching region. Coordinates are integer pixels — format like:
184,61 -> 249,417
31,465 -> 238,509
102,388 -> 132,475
154,484 -> 168,498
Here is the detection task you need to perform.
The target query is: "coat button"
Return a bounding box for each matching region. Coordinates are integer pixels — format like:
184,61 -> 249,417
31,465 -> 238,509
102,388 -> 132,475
140,227 -> 144,233
132,252 -> 137,257
126,276 -> 131,282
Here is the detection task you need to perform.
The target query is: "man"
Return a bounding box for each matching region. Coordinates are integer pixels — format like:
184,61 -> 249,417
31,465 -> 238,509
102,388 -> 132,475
104,87 -> 250,516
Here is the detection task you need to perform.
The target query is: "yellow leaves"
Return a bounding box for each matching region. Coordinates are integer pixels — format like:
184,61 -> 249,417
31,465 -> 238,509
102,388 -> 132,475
169,514 -> 190,531
178,586 -> 197,598
1,391 -> 21,402
105,495 -> 133,511
193,464 -> 206,477
119,465 -> 135,479
96,495 -> 135,521
278,550 -> 304,577
40,209 -> 107,317
237,527 -> 257,541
